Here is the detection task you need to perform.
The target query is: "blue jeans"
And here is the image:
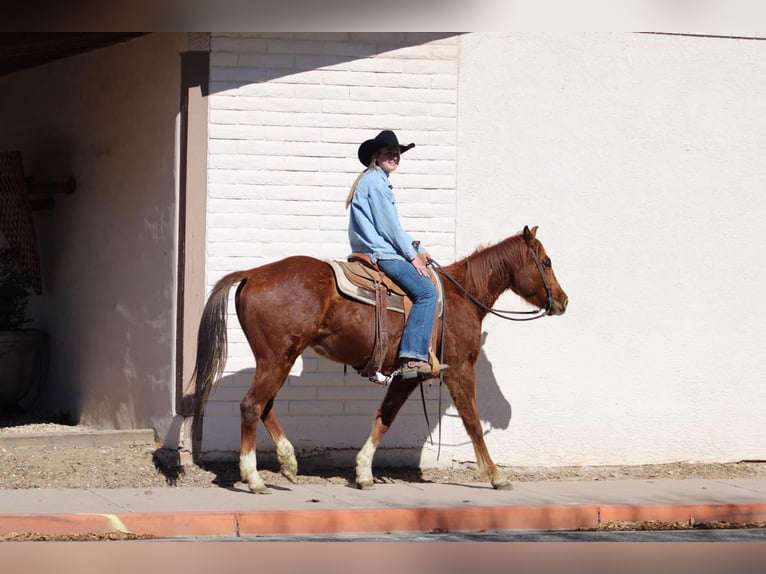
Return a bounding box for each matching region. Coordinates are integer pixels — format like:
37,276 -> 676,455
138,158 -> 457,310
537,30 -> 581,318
377,258 -> 437,362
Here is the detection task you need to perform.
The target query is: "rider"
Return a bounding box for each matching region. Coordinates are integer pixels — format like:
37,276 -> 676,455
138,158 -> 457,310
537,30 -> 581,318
345,130 -> 447,380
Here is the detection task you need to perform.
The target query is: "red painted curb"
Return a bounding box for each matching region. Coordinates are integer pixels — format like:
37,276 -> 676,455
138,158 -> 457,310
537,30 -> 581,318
235,504 -> 600,535
599,502 -> 766,524
1,502 -> 764,538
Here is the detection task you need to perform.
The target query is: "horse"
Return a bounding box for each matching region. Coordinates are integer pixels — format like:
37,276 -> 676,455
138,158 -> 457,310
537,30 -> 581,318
191,225 -> 568,493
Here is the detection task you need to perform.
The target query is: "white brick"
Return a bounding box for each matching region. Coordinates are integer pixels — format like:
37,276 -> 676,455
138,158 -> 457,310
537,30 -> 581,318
238,83 -> 296,97
237,140 -> 301,156
211,36 -> 268,53
294,33 -> 350,42
352,114 -> 403,130
266,69 -> 325,84
265,154 -> 324,171
234,169 -> 347,187
208,213 -> 321,230
241,32 -> 293,40
208,139 -> 238,154
295,54 -> 352,70
211,66 -> 267,83
404,116 -> 457,132
404,60 -> 458,75
322,70 -> 377,87
210,52 -> 238,66
267,39 -> 324,54
238,110 -> 347,129
377,45 -> 448,60
376,73 -> 431,89
403,33 -> 460,46
397,173 -> 455,189
317,386 -> 378,401
287,401 -> 340,416
209,82 -> 240,96
207,154 -> 263,170
209,110 -> 239,125
240,97 -> 322,113
350,32 -> 406,44
209,184 -> 343,201
203,401 -> 238,417
431,74 -> 458,90
237,53 -> 294,69
401,160 -> 455,175
321,41 -> 377,58
350,86 -> 454,104
347,58 -> 404,74
321,99 -> 376,115
208,169 -> 237,184
278,385 -> 318,401
293,84 -> 349,100
209,199 -> 342,217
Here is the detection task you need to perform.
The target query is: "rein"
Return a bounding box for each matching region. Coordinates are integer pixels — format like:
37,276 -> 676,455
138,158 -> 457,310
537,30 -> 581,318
422,245 -> 551,459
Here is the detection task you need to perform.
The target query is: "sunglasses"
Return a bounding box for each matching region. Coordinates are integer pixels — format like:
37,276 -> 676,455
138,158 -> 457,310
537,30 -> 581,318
379,149 -> 400,159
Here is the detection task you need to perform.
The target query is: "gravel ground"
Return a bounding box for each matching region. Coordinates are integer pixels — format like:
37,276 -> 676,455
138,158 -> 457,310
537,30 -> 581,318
2,415 -> 766,490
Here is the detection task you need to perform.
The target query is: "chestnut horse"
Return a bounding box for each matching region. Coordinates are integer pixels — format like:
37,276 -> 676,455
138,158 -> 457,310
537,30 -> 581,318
191,225 -> 567,493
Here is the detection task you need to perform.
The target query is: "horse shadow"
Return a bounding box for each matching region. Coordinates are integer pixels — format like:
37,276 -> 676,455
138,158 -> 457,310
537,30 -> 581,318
153,331 -> 511,489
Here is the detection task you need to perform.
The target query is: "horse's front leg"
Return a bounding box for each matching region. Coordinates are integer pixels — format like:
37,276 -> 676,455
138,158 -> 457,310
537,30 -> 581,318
443,365 -> 513,490
356,378 -> 420,489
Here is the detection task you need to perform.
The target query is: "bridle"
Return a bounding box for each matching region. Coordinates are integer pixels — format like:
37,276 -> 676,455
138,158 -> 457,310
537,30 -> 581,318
427,239 -> 553,322
420,241 -> 553,458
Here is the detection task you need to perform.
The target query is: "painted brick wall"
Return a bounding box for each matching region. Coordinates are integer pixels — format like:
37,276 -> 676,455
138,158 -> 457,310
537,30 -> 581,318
204,33 -> 460,460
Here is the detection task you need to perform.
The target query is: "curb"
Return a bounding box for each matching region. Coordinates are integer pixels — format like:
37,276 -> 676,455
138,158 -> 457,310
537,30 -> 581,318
2,502 -> 766,539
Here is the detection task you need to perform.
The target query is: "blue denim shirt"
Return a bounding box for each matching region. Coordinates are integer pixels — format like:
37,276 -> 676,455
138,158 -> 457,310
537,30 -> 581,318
348,167 -> 419,263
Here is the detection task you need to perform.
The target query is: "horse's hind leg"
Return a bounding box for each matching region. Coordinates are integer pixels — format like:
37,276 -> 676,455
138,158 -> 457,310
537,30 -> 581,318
239,365 -> 292,494
356,378 -> 420,489
260,399 -> 298,483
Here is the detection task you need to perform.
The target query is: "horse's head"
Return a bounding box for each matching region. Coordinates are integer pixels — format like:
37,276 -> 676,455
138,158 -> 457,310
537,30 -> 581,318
519,225 -> 568,316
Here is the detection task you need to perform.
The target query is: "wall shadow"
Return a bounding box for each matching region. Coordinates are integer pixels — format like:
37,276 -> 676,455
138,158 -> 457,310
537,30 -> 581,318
204,32 -> 462,96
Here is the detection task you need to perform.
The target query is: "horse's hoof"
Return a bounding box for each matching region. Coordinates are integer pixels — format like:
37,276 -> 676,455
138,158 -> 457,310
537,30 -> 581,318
248,484 -> 272,494
281,469 -> 299,484
356,480 -> 375,490
492,478 -> 514,490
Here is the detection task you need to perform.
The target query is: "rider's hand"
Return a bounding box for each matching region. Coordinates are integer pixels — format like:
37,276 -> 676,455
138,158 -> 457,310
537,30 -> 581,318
412,253 -> 430,277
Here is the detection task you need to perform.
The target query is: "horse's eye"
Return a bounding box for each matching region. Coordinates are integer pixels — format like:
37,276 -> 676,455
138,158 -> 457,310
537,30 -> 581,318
543,257 -> 552,269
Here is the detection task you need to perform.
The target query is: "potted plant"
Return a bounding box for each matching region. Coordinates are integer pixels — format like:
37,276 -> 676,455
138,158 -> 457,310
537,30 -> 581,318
0,245 -> 48,412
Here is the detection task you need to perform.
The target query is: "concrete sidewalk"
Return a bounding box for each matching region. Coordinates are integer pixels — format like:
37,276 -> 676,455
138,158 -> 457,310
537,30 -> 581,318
1,478 -> 765,539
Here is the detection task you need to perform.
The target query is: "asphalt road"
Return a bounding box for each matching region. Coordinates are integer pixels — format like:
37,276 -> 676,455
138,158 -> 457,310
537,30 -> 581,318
179,528 -> 766,542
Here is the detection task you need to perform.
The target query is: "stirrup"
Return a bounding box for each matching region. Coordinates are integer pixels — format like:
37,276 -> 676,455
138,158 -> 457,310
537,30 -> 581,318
399,360 -> 449,380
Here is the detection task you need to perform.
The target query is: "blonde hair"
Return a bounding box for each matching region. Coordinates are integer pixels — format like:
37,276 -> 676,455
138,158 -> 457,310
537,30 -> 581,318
345,153 -> 379,209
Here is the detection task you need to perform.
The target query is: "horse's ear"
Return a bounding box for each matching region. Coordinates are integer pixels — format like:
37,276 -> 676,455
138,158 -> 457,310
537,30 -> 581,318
523,225 -> 538,242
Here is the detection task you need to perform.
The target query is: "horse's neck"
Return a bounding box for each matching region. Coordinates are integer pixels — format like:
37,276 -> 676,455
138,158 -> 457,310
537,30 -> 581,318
459,236 -> 524,309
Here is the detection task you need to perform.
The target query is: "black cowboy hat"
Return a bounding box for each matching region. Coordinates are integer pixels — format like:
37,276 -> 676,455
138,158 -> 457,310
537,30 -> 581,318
357,130 -> 415,166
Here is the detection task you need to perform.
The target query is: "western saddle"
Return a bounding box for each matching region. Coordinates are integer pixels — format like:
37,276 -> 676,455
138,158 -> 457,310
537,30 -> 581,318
324,253 -> 444,379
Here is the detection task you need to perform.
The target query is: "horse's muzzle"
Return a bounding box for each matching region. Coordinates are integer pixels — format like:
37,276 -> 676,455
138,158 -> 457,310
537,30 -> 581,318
547,297 -> 568,316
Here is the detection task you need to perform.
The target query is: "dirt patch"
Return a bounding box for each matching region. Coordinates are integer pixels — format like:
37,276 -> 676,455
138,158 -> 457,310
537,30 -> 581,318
2,419 -> 766,489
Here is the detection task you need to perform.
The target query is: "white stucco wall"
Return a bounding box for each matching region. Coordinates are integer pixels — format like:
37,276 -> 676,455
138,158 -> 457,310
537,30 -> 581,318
204,32 -> 766,468
455,32 -> 766,465
0,33 -> 187,436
